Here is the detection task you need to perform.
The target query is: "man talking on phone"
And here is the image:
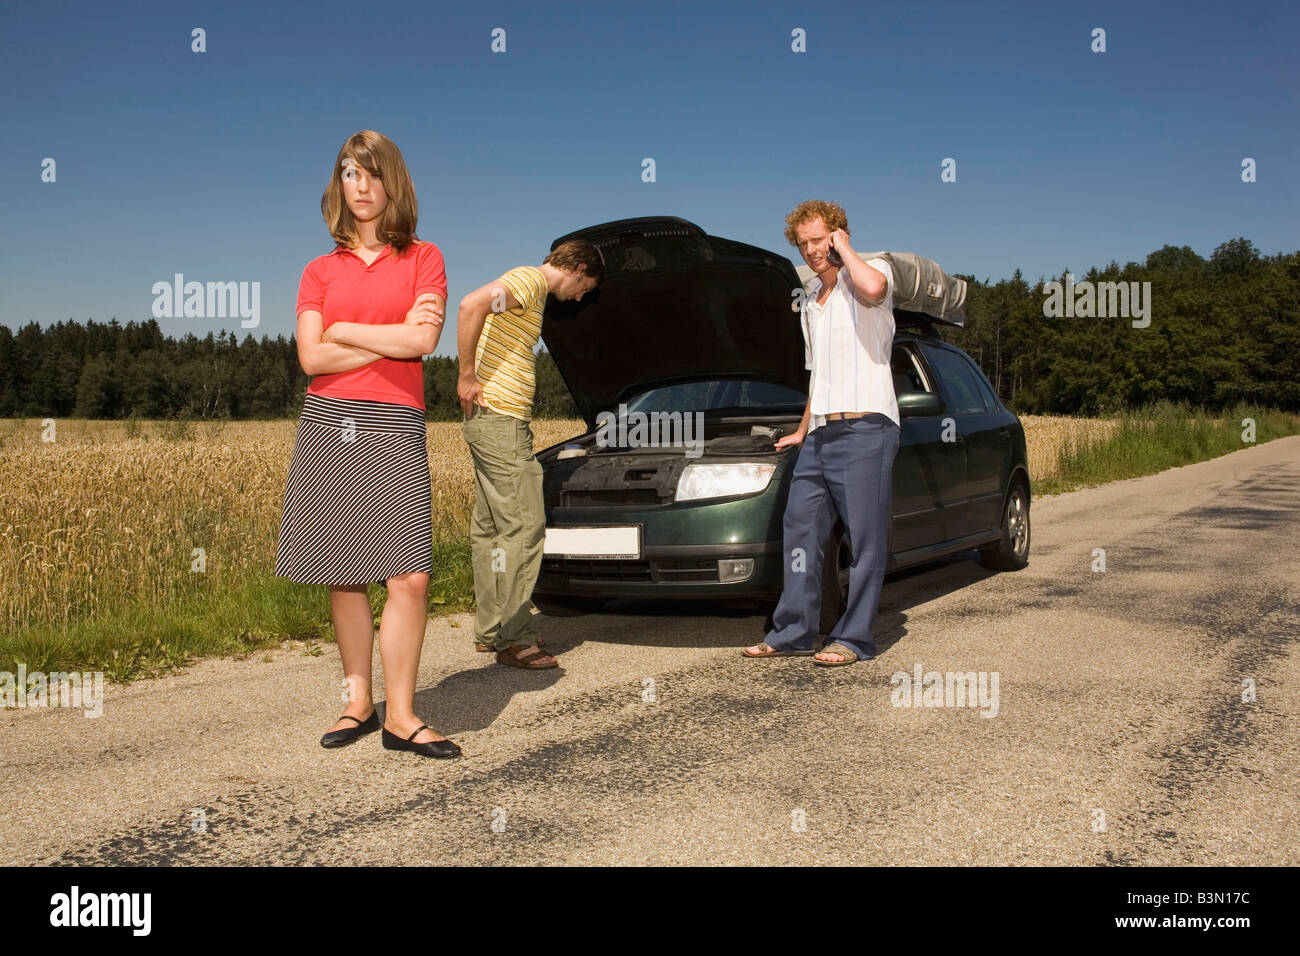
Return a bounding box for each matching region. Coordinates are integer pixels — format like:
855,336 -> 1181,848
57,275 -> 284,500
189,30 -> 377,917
743,200 -> 899,666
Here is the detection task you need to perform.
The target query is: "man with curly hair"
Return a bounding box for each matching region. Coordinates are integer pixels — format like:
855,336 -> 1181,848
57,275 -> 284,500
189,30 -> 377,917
743,200 -> 900,666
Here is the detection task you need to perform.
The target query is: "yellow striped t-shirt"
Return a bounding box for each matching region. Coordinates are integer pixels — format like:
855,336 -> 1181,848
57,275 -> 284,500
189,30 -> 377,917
475,266 -> 548,421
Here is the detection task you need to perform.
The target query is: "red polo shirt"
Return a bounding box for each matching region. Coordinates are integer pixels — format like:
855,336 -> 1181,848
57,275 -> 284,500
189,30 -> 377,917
297,239 -> 447,410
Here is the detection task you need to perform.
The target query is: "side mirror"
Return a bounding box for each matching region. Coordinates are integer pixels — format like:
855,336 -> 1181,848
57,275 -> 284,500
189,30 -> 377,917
898,391 -> 945,418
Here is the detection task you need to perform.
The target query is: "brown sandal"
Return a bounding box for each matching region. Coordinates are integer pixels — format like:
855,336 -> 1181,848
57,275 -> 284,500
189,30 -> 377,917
813,642 -> 860,667
496,644 -> 558,669
476,636 -> 545,653
741,642 -> 815,659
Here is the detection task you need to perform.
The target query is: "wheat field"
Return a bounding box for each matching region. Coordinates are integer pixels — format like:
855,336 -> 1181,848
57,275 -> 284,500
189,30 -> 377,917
0,417 -> 585,639
0,415 -> 1095,641
1018,415 -> 1117,484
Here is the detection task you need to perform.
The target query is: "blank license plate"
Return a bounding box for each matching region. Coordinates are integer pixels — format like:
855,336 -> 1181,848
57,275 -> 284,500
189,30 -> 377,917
544,526 -> 640,559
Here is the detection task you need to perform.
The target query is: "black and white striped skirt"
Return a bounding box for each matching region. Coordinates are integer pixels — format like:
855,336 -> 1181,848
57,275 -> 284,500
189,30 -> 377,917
275,394 -> 432,587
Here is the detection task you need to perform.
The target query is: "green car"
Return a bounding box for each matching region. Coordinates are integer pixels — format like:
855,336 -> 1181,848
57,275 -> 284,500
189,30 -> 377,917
535,217 -> 1030,627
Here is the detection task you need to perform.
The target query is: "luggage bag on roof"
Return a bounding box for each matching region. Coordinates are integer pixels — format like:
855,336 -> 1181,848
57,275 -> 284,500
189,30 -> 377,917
797,251 -> 967,325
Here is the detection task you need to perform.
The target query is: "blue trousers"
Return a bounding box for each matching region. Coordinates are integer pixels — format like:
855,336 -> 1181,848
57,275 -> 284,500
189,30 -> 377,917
764,414 -> 900,660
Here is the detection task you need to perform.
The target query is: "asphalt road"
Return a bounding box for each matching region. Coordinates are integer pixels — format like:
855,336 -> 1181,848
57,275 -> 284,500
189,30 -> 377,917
3,437 -> 1297,865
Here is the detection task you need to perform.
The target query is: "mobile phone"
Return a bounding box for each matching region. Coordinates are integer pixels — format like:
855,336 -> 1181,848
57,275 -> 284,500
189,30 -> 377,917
826,243 -> 843,267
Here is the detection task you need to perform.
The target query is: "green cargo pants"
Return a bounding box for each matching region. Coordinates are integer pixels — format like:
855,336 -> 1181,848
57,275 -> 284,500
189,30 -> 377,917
462,404 -> 545,650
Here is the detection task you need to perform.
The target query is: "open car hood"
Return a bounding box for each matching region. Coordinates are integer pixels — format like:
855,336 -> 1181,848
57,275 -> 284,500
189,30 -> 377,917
542,217 -> 809,429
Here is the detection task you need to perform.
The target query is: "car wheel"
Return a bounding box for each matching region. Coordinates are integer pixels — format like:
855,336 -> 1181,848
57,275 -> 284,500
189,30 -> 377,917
532,595 -> 605,616
979,479 -> 1030,571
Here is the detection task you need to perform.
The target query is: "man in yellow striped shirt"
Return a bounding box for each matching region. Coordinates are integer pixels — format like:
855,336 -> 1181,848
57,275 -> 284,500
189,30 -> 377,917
457,240 -> 603,668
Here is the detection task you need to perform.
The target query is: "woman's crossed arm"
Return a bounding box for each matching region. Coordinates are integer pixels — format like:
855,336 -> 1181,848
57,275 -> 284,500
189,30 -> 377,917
320,293 -> 446,360
296,294 -> 446,375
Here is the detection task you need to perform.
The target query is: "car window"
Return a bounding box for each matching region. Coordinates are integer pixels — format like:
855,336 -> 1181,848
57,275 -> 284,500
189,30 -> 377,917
923,346 -> 991,414
891,346 -> 928,394
740,380 -> 807,405
963,355 -> 1002,410
625,380 -> 806,413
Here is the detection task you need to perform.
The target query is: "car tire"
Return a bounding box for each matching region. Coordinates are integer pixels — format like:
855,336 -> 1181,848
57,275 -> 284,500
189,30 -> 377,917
979,479 -> 1030,571
532,595 -> 605,616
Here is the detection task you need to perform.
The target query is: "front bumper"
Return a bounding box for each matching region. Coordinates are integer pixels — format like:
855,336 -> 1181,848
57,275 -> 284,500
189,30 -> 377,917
537,541 -> 784,599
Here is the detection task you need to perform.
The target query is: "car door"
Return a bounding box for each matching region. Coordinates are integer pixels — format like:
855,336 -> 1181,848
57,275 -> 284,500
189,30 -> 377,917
890,342 -> 965,554
960,354 -> 1014,535
919,342 -> 1009,539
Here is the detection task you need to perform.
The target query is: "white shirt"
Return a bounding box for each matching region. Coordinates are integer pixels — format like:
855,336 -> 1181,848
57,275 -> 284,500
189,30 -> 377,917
802,256 -> 897,431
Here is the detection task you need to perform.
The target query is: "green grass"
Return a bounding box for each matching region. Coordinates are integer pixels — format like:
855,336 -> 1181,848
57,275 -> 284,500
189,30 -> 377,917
1036,402 -> 1300,496
0,536 -> 476,682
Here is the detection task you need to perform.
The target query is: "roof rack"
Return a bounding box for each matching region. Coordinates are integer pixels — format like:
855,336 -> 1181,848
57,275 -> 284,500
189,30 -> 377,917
894,309 -> 946,337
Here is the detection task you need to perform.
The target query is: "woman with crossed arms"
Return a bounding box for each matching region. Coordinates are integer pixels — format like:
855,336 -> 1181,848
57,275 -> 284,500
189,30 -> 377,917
276,130 -> 458,759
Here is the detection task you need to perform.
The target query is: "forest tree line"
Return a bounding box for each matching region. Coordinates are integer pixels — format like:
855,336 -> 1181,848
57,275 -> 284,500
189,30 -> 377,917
0,319 -> 580,421
940,238 -> 1298,413
0,238 -> 1294,421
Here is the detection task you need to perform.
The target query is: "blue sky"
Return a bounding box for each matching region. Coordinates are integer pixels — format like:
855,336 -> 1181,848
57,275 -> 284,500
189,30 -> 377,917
3,0 -> 1296,355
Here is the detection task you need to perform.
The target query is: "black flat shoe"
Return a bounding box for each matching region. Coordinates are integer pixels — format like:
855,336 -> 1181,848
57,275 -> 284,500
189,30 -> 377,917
382,724 -> 461,759
319,710 -> 378,748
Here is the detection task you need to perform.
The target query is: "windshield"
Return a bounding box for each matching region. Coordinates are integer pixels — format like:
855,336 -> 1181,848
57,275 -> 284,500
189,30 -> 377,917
623,380 -> 806,414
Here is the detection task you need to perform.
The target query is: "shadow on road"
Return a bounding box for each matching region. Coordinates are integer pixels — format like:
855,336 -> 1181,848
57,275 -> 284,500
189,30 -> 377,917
532,549 -> 998,658
408,662 -> 564,737
409,551 -> 999,735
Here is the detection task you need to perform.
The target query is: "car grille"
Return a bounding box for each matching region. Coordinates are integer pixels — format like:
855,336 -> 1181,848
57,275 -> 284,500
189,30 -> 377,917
560,489 -> 665,507
539,557 -> 718,585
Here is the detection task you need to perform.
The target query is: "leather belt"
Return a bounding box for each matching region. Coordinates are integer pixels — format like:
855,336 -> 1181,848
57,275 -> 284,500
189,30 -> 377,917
824,411 -> 869,421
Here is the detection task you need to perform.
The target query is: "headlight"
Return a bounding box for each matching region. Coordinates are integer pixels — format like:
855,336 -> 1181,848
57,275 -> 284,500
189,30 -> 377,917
675,462 -> 777,502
